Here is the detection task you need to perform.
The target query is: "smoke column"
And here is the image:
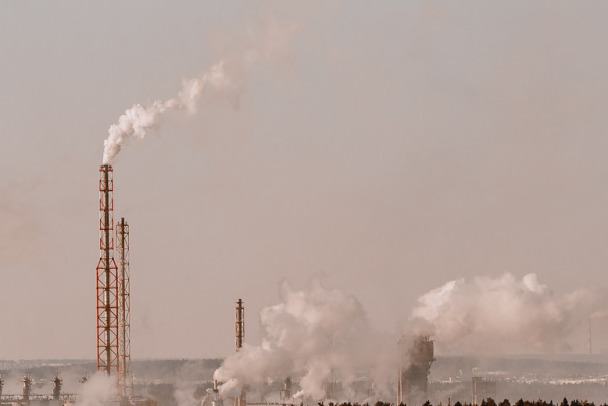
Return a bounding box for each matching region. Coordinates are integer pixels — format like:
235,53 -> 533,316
410,272 -> 599,354
102,19 -> 297,164
102,62 -> 230,164
214,280 -> 396,401
77,372 -> 115,406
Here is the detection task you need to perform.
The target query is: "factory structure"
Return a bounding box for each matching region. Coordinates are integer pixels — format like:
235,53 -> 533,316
93,165 -> 438,406
96,164 -> 439,405
397,335 -> 435,405
95,164 -> 139,404
234,300 -> 246,406
0,163 -> 442,406
96,164 -> 133,398
0,160 -> 533,406
0,165 -> 135,406
0,373 -> 76,406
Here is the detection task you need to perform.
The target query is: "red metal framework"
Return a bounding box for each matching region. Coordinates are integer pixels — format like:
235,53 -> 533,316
96,164 -> 119,376
116,217 -> 133,397
235,299 -> 246,406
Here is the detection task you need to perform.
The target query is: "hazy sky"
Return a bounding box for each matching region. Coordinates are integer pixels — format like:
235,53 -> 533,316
2,1 -> 608,359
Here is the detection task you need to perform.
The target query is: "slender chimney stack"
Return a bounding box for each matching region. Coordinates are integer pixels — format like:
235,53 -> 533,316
117,217 -> 133,397
52,374 -> 62,400
96,164 -> 119,377
235,299 -> 244,351
22,373 -> 32,402
235,299 -> 246,406
281,377 -> 292,400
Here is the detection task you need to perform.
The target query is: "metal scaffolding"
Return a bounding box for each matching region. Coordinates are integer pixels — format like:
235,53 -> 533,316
96,164 -> 119,376
117,217 -> 133,398
235,299 -> 246,406
235,299 -> 244,351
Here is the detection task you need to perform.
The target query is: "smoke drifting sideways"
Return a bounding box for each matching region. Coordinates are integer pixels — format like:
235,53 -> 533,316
214,280 -> 398,401
102,63 -> 231,165
102,19 -> 297,165
410,273 -> 602,355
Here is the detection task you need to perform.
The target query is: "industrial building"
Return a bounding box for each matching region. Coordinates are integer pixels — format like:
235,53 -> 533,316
95,164 -> 141,405
0,373 -> 76,406
397,335 -> 435,405
95,164 -> 440,406
0,165 -> 133,406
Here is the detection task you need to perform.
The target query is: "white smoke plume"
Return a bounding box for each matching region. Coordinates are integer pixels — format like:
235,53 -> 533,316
77,372 -> 115,406
214,280 -> 395,401
102,19 -> 297,165
410,272 -> 599,355
102,62 -> 232,165
590,309 -> 608,320
172,360 -> 214,406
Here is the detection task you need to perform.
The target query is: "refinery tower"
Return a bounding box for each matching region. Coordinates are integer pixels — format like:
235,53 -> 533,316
96,164 -> 133,398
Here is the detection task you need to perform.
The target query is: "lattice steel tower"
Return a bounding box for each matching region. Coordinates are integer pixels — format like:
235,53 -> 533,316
117,217 -> 133,397
96,164 -> 119,376
235,299 -> 246,406
235,299 -> 244,351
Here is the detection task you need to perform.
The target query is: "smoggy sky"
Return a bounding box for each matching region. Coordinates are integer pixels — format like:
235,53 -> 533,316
2,1 -> 608,359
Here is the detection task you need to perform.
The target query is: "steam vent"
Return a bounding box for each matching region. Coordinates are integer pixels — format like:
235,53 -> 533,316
397,334 -> 435,404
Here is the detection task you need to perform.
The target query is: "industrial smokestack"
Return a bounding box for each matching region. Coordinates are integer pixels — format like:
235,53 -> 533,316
22,373 -> 32,402
51,374 -> 62,400
397,335 -> 435,405
235,299 -> 244,352
214,281 -> 374,401
280,377 -> 292,400
117,217 -> 133,397
235,299 -> 246,406
96,164 -> 119,377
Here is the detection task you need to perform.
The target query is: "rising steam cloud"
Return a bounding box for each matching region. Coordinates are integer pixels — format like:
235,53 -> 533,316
214,280 -> 396,401
213,274 -> 607,402
77,372 -> 115,406
102,19 -> 297,164
410,272 -> 599,354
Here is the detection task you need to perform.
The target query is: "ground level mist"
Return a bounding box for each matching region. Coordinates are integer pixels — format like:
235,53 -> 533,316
2,356 -> 608,406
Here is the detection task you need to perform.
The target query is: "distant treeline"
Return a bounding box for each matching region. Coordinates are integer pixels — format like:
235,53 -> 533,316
316,399 -> 607,406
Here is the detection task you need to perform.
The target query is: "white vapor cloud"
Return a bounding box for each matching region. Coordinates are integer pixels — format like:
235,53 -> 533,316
410,272 -> 599,354
102,19 -> 297,165
77,373 -> 115,406
213,280 -> 396,401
